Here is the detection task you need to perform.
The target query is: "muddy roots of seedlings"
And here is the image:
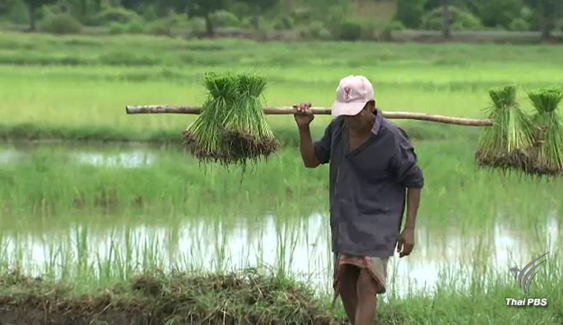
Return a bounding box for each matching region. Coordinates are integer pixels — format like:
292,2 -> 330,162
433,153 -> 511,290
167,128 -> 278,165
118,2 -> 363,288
475,149 -> 534,173
476,150 -> 562,177
182,129 -> 280,166
476,106 -> 563,176
182,130 -> 228,164
476,126 -> 563,176
223,129 -> 280,162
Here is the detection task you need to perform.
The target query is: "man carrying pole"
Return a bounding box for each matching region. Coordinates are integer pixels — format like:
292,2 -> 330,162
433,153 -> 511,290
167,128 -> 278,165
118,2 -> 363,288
293,75 -> 424,324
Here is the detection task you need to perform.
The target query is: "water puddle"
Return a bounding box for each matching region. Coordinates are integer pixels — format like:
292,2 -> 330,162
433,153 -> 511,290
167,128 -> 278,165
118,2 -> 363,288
2,212 -> 559,299
0,144 -> 157,168
0,149 -> 26,164
71,150 -> 156,168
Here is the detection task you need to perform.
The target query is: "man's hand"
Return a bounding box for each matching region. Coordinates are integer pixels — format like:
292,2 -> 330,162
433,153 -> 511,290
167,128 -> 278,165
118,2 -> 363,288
293,102 -> 314,127
397,228 -> 415,258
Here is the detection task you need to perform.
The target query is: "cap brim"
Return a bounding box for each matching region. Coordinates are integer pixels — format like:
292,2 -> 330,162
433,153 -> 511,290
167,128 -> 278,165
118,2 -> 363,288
331,101 -> 366,117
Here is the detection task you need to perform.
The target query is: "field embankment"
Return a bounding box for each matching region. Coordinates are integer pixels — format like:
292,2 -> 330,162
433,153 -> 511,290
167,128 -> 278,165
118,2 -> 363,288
0,267 -> 561,324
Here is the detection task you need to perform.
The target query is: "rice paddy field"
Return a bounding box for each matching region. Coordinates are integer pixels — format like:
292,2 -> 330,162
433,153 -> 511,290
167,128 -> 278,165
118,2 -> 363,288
0,30 -> 563,323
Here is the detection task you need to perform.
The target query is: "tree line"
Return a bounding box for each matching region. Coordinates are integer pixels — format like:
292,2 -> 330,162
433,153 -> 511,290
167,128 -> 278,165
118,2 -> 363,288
0,0 -> 561,40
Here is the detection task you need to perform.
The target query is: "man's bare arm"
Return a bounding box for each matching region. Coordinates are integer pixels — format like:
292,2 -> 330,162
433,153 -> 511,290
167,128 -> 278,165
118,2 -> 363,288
298,125 -> 321,168
404,187 -> 422,230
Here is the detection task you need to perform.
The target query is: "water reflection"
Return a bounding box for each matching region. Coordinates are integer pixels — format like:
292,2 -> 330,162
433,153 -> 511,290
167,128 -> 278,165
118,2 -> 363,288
71,150 -> 156,168
0,149 -> 26,164
0,144 -> 157,168
2,212 -> 559,299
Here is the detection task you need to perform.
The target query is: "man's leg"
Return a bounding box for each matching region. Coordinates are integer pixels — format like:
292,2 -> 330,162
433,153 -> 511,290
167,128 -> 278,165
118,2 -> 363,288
338,264 -> 360,323
355,257 -> 388,325
355,269 -> 380,325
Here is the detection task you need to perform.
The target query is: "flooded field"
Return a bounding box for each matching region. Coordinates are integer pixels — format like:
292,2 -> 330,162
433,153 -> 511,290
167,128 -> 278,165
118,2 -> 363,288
2,33 -> 563,323
1,212 -> 559,299
1,142 -> 560,302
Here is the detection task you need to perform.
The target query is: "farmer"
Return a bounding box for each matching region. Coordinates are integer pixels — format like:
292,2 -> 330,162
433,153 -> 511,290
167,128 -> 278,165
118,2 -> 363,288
293,75 -> 424,324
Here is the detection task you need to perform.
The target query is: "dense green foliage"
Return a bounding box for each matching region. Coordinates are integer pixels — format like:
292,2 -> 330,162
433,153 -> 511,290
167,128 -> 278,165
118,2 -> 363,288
1,0 -> 562,40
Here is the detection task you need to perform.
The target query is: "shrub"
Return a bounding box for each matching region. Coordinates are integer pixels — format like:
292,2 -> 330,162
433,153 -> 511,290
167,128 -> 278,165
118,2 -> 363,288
148,20 -> 172,36
108,22 -> 126,35
187,18 -> 206,33
338,20 -> 362,41
166,13 -> 191,29
126,21 -> 145,34
307,21 -> 331,40
290,7 -> 311,24
91,7 -> 143,26
388,20 -> 407,31
39,14 -> 82,35
509,18 -> 530,31
239,18 -> 254,29
350,19 -> 407,41
374,20 -> 407,41
354,19 -> 379,40
210,10 -> 239,28
272,16 -> 295,30
422,6 -> 483,31
556,18 -> 563,32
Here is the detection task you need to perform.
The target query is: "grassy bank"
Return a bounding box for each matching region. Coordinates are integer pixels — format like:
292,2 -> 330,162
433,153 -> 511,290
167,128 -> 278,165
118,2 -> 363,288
0,264 -> 561,324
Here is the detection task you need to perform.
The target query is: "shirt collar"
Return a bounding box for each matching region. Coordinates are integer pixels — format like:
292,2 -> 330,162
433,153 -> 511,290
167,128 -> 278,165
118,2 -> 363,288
371,108 -> 383,136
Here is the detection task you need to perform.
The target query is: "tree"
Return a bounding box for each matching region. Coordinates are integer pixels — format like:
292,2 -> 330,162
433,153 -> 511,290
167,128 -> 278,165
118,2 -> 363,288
187,0 -> 226,37
466,0 -> 523,29
238,0 -> 279,30
395,0 -> 427,29
524,0 -> 562,40
442,0 -> 450,38
22,0 -> 57,31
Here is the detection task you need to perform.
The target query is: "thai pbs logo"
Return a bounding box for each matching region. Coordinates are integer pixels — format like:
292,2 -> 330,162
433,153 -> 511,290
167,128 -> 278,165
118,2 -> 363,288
506,251 -> 548,307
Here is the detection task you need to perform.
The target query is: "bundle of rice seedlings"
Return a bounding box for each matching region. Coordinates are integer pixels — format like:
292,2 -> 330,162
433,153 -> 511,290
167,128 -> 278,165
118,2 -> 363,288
527,86 -> 563,175
222,72 -> 279,165
475,85 -> 537,170
182,71 -> 279,167
182,72 -> 238,164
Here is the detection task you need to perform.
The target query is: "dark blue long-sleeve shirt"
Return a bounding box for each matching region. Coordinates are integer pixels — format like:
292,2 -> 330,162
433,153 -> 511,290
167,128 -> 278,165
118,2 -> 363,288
313,109 -> 424,257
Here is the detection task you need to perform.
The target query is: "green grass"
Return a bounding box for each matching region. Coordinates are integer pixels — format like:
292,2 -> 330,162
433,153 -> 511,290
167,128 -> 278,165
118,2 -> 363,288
0,31 -> 563,323
1,141 -> 561,220
1,31 -> 563,144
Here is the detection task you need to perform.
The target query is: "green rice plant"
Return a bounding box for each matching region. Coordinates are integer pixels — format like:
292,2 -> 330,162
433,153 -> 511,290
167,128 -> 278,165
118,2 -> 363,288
182,72 -> 238,164
223,72 -> 279,167
476,85 -> 537,170
182,71 -> 279,167
527,86 -> 563,174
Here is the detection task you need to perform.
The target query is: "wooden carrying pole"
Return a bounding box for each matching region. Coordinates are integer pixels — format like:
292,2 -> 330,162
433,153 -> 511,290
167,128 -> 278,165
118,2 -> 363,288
125,105 -> 493,127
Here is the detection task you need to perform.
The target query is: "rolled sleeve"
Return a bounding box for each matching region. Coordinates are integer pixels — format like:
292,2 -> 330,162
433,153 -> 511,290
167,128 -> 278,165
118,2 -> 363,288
392,129 -> 424,188
313,122 -> 332,164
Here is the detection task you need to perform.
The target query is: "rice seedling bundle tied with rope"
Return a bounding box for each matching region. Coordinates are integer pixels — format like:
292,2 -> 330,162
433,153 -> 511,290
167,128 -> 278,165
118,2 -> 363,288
527,86 -> 563,174
475,85 -> 537,171
182,72 -> 279,167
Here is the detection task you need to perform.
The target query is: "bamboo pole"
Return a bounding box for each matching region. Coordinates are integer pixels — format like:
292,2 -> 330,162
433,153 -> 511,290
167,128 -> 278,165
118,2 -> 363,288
125,105 -> 493,127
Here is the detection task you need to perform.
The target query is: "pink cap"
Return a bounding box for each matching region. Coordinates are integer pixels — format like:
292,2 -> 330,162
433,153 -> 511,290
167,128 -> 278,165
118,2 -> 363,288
331,75 -> 375,117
